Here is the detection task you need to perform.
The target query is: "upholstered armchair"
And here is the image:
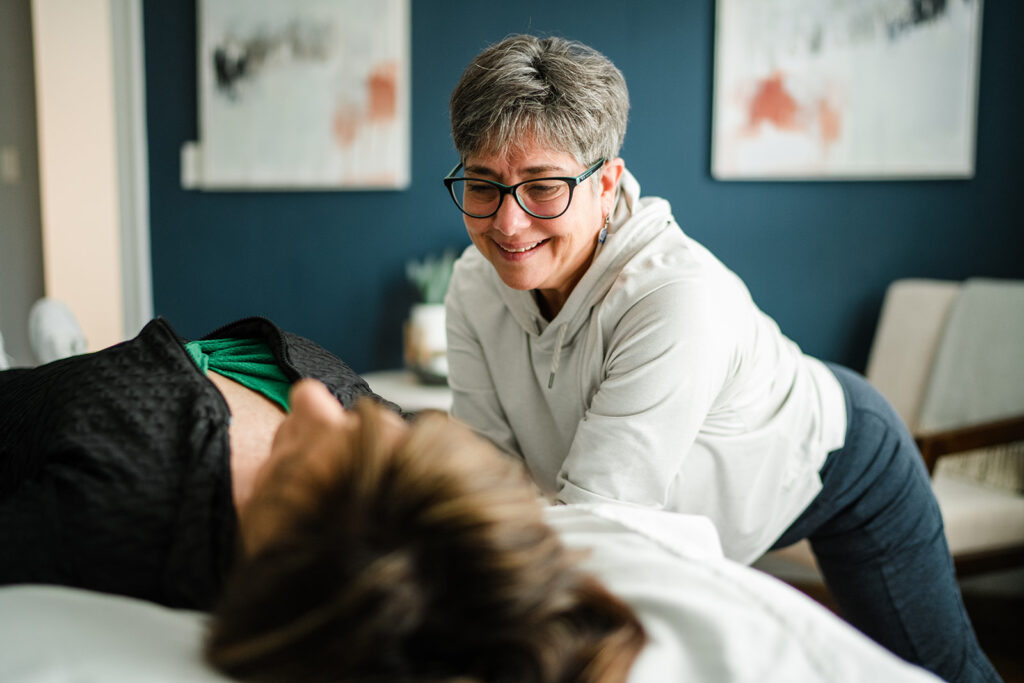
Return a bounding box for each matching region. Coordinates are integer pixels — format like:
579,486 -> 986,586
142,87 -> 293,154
759,278 -> 1024,581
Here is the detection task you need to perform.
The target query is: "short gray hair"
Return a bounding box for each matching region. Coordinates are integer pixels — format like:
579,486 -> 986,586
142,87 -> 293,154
449,35 -> 629,165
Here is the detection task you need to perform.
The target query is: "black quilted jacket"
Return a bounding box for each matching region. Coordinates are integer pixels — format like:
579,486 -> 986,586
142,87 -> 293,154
0,316 -> 400,609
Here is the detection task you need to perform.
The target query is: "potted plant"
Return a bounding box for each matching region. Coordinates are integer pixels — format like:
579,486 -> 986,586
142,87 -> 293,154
404,249 -> 457,385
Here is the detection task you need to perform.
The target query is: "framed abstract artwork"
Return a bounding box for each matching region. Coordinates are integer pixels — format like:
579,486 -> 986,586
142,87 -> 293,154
193,0 -> 410,190
711,0 -> 983,180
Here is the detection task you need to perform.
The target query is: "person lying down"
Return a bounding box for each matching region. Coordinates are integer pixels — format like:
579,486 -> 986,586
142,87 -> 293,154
0,317 -> 939,682
202,379 -> 939,683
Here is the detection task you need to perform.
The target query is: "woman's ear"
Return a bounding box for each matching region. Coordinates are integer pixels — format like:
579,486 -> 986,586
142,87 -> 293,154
600,157 -> 625,215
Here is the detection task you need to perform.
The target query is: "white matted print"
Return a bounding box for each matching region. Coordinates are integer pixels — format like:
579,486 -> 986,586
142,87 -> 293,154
198,0 -> 409,190
711,0 -> 983,180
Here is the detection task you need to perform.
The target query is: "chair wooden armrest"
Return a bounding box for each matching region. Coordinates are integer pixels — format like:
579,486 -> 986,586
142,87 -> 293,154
914,413 -> 1024,475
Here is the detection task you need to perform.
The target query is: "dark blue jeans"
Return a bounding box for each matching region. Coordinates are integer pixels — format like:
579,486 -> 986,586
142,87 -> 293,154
771,364 -> 1001,683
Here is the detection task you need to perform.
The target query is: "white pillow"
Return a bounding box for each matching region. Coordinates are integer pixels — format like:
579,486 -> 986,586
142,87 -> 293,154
0,585 -> 231,682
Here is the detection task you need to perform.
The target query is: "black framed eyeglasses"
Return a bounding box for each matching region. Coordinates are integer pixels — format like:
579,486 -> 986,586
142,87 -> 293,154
443,158 -> 606,219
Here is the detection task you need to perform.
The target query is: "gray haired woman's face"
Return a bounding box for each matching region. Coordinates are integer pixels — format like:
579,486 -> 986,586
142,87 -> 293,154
459,137 -> 622,318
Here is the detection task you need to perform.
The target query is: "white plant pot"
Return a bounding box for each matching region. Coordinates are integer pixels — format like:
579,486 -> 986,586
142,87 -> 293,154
404,303 -> 448,384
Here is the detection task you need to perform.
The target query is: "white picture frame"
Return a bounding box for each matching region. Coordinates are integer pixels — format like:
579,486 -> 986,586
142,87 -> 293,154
711,0 -> 983,180
194,0 -> 410,190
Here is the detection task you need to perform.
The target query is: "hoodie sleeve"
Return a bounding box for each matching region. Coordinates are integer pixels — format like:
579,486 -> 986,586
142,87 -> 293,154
445,259 -> 523,460
556,277 -> 739,509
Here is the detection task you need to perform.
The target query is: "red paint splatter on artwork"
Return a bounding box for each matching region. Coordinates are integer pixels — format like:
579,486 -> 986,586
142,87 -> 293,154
332,106 -> 360,148
367,62 -> 397,122
818,98 -> 841,146
332,61 -> 399,150
748,72 -> 800,131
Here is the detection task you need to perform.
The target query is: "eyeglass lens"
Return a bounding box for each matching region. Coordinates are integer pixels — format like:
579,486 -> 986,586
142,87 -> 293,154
450,178 -> 572,218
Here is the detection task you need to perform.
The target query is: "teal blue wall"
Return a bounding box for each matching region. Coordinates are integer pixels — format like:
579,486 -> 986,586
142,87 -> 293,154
144,2 -> 1023,373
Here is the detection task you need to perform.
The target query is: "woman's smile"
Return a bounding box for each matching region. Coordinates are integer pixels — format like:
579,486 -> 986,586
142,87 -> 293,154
495,238 -> 550,258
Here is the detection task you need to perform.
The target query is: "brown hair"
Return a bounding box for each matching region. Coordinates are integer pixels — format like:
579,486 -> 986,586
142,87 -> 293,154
206,401 -> 645,682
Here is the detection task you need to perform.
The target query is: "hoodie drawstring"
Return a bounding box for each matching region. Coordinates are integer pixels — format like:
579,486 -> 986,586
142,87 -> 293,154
547,323 -> 568,389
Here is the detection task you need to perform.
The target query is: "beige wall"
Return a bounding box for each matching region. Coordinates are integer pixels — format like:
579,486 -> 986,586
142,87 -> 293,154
32,0 -> 124,350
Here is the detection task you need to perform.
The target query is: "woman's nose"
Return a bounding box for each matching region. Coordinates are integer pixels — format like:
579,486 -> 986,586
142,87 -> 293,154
490,191 -> 532,235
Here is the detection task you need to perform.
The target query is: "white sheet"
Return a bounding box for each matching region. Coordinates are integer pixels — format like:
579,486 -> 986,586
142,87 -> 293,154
549,505 -> 941,683
0,585 -> 229,682
0,508 -> 941,683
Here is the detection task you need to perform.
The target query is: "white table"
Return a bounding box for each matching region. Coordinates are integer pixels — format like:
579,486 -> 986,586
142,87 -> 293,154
362,369 -> 453,412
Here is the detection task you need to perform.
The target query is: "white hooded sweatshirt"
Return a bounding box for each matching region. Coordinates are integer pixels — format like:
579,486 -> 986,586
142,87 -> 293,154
445,169 -> 847,563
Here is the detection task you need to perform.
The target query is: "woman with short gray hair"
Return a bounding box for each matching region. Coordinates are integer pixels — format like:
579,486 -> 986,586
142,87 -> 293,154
442,34 -> 999,683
